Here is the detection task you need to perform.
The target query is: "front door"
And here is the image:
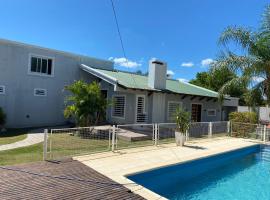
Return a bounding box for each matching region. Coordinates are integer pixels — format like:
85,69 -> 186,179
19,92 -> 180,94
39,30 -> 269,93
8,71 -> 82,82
191,104 -> 202,122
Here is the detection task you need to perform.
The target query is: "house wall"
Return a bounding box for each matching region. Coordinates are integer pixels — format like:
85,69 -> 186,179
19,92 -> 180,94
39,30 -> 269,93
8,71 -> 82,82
238,106 -> 270,122
109,89 -> 149,124
0,40 -> 113,128
165,94 -> 222,122
109,89 -> 223,125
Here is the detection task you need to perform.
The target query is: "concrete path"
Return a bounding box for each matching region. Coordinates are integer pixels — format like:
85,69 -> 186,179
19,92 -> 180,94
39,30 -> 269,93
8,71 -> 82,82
0,131 -> 44,151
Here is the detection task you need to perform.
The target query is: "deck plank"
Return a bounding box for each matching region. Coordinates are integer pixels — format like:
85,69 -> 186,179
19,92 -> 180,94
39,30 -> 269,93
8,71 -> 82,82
0,159 -> 145,200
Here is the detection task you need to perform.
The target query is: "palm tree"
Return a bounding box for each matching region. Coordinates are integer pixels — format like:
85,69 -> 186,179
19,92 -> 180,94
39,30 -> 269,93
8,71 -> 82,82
212,5 -> 270,105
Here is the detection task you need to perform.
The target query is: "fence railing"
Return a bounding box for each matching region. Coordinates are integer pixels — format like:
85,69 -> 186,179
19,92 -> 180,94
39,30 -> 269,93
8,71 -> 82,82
46,126 -> 111,160
43,121 -> 269,160
230,121 -> 268,141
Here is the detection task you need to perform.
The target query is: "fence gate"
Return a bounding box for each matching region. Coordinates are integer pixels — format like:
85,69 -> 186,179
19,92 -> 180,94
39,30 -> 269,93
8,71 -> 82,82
45,127 -> 111,160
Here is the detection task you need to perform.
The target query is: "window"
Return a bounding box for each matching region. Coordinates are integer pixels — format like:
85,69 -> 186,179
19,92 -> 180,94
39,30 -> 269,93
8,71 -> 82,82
136,95 -> 147,123
112,95 -> 125,118
207,109 -> 216,116
0,85 -> 5,95
167,101 -> 182,121
34,88 -> 47,97
30,55 -> 53,76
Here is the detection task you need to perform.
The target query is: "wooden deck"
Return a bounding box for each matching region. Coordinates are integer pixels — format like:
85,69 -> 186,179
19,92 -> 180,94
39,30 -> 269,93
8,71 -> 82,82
0,159 -> 145,200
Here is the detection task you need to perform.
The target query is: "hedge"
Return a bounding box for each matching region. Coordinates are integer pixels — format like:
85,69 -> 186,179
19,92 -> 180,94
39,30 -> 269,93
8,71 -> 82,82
229,111 -> 258,124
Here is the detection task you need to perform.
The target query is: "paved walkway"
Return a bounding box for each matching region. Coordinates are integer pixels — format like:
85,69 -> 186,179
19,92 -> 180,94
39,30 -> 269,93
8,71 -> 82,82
0,131 -> 44,151
75,137 -> 261,200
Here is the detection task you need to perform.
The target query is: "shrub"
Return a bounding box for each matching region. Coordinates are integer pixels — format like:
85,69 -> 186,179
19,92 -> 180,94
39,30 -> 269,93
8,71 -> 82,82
0,107 -> 6,126
229,111 -> 258,124
229,112 -> 258,137
64,81 -> 108,127
175,107 -> 190,133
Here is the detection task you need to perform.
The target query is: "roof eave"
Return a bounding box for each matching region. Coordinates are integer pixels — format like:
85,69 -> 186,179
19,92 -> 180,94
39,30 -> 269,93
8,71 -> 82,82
80,64 -> 118,89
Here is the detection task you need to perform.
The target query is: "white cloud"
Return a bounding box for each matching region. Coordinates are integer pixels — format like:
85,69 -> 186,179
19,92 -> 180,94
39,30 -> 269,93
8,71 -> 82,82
252,76 -> 264,83
201,58 -> 214,67
167,70 -> 175,76
109,57 -> 142,68
178,78 -> 189,83
181,62 -> 194,67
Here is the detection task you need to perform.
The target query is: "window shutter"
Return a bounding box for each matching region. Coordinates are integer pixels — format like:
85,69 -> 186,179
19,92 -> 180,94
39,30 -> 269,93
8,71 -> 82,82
113,96 -> 125,118
168,102 -> 182,121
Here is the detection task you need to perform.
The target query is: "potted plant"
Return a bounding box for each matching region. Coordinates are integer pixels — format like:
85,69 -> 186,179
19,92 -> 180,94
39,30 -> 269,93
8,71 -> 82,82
175,107 -> 190,146
0,107 -> 6,133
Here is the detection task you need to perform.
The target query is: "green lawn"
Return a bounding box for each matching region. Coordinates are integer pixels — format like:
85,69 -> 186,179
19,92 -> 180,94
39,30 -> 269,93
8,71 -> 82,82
0,129 -> 28,145
0,143 -> 43,166
0,130 -> 229,166
0,133 -> 157,166
49,133 -> 111,159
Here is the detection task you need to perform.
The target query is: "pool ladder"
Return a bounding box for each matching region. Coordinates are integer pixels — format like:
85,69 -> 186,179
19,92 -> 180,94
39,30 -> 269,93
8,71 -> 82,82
260,147 -> 270,162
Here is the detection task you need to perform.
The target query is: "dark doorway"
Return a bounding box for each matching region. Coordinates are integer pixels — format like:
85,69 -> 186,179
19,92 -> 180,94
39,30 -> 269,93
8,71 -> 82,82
191,104 -> 202,122
100,90 -> 108,123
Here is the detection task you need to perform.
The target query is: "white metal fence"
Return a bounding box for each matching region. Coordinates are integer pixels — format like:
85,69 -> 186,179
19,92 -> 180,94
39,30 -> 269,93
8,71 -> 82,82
46,126 -> 111,160
114,124 -> 155,150
42,121 -> 270,161
230,121 -> 269,141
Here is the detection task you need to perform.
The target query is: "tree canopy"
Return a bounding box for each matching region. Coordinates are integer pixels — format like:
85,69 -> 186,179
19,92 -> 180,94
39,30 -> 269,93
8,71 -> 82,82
190,67 -> 248,105
211,5 -> 270,106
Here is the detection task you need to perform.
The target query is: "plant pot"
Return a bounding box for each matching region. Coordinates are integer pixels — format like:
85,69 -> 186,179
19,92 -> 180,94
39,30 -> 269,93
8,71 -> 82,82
175,131 -> 185,146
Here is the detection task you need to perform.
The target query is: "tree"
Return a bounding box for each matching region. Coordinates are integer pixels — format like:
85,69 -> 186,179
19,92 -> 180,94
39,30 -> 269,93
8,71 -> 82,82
190,67 -> 247,105
64,81 -> 108,127
212,5 -> 270,105
189,72 -> 211,89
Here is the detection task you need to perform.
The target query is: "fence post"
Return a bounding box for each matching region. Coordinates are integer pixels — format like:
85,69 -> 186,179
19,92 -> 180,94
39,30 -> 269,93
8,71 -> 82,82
185,130 -> 189,141
43,129 -> 48,161
208,122 -> 212,138
112,125 -> 116,152
227,121 -> 230,135
263,125 -> 266,143
154,123 -> 158,146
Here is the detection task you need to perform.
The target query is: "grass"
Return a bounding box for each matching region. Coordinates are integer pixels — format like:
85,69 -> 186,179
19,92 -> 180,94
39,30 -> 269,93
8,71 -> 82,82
0,133 -> 157,166
50,133 -> 111,159
0,131 -> 229,166
0,129 -> 28,145
0,143 -> 43,166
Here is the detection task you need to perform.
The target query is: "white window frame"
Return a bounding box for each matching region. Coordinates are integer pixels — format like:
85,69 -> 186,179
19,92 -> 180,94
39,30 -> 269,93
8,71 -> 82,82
111,95 -> 126,119
167,101 -> 182,121
34,88 -> 47,97
0,85 -> 5,95
207,109 -> 216,116
28,53 -> 55,77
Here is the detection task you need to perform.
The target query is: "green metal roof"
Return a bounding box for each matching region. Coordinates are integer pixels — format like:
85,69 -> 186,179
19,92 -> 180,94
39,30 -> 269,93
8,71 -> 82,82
95,68 -> 219,98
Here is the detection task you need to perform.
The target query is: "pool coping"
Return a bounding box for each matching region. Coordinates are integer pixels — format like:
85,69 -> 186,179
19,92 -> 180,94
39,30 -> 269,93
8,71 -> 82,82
74,138 -> 263,200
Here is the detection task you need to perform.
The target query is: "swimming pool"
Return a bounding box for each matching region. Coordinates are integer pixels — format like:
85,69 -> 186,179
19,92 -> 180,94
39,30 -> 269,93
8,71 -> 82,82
127,145 -> 270,200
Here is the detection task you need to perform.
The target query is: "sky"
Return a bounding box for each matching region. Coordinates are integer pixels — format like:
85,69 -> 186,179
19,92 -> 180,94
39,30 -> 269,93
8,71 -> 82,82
0,0 -> 269,82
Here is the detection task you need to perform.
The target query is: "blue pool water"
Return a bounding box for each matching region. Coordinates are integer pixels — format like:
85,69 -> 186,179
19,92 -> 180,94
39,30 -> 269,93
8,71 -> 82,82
128,145 -> 270,200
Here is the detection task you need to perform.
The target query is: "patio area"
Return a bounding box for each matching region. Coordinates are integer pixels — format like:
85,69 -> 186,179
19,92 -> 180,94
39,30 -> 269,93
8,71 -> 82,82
0,159 -> 145,200
74,137 -> 261,200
